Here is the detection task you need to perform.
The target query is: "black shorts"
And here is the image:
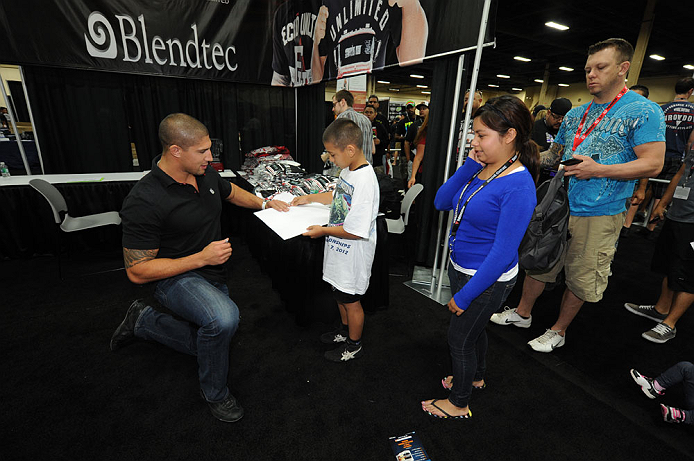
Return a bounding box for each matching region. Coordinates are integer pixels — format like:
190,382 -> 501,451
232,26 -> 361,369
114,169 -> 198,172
651,218 -> 694,293
653,156 -> 682,199
331,285 -> 362,304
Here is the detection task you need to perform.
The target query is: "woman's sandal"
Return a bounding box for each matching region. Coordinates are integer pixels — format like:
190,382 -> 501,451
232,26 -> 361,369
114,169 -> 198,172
422,399 -> 472,419
441,376 -> 486,390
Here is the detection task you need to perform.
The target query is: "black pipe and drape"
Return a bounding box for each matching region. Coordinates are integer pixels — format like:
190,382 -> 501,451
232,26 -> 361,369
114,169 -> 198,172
22,65 -> 297,174
414,53 -> 470,266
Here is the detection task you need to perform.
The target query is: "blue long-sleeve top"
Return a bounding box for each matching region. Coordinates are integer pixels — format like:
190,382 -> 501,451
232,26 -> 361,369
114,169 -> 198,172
434,159 -> 537,310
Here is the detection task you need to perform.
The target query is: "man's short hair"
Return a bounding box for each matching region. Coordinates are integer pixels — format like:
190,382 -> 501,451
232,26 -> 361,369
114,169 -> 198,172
323,118 -> 363,151
368,94 -> 379,102
364,104 -> 376,111
675,77 -> 694,95
334,90 -> 354,107
159,113 -> 209,151
587,38 -> 634,63
629,84 -> 650,98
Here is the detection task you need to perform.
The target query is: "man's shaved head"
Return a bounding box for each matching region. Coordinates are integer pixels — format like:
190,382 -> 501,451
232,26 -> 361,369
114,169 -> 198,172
159,113 -> 209,152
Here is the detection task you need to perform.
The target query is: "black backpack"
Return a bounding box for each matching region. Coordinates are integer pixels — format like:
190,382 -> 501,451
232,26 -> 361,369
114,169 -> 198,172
518,169 -> 569,272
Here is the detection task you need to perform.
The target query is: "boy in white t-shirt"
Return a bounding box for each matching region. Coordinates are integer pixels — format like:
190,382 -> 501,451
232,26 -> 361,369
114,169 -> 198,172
291,119 -> 380,362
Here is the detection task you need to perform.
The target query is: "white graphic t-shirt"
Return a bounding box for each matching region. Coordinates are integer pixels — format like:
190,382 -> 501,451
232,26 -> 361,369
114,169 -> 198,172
323,163 -> 380,295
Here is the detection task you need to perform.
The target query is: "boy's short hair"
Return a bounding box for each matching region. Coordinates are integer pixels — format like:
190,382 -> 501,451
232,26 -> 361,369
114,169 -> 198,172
323,118 -> 363,151
587,38 -> 634,63
334,90 -> 354,107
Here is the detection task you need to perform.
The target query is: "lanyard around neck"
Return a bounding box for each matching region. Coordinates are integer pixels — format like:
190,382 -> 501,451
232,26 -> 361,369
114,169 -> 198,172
449,153 -> 519,248
572,86 -> 628,152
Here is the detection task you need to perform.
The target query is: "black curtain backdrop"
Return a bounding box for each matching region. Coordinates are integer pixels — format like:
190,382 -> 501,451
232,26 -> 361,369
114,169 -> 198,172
296,82 -> 327,174
414,53 -> 470,266
23,66 -> 296,174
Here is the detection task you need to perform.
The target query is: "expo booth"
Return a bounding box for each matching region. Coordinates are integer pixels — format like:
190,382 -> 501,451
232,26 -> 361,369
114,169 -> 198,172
0,0 -> 497,323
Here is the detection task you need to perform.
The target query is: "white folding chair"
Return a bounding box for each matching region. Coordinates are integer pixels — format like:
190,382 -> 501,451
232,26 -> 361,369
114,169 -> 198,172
29,178 -> 122,277
386,183 -> 423,234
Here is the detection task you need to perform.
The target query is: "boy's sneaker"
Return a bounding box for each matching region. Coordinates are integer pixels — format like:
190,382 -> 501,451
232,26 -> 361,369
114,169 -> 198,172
527,329 -> 565,352
629,369 -> 662,399
320,327 -> 347,344
642,323 -> 676,344
324,343 -> 363,362
623,303 -> 667,322
660,404 -> 687,424
490,306 -> 532,328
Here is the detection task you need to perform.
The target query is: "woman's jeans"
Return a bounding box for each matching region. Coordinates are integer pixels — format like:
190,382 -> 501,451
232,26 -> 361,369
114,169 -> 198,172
134,271 -> 240,403
447,265 -> 516,408
656,361 -> 694,424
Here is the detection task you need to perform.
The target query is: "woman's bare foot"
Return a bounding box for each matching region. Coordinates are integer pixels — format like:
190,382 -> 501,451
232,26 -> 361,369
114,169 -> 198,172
442,376 -> 485,389
421,398 -> 470,418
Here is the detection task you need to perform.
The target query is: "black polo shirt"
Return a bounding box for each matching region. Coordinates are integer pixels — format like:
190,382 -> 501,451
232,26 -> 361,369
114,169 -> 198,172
120,155 -> 233,283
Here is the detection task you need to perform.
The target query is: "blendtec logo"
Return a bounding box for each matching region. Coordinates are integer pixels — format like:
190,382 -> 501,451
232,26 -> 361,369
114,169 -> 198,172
84,11 -> 237,71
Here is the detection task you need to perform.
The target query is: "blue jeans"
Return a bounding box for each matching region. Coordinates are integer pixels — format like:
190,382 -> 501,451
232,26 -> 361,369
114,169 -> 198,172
447,265 -> 516,408
134,272 -> 240,403
656,361 -> 694,424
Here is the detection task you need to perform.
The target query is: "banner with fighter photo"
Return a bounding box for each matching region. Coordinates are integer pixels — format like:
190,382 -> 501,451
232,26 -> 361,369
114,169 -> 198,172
0,0 -> 495,86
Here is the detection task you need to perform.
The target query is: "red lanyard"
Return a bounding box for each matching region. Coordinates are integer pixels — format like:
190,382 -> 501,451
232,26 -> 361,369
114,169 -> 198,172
572,86 -> 628,152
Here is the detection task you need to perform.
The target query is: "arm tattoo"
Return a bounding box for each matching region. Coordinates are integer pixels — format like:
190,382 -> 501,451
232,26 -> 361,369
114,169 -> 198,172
123,248 -> 158,269
540,143 -> 564,167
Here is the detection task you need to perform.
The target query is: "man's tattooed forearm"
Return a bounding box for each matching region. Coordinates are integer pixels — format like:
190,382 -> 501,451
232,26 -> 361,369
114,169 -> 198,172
123,248 -> 158,269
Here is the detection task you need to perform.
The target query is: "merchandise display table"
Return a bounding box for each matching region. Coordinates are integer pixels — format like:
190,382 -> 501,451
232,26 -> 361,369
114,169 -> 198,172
235,176 -> 389,326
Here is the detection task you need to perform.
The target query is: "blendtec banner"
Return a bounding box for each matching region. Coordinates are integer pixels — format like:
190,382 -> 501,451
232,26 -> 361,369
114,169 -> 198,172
0,0 -> 495,86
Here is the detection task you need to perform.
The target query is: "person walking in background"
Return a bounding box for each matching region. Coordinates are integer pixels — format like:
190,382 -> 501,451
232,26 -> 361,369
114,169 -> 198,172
624,145 -> 694,343
421,96 -> 538,419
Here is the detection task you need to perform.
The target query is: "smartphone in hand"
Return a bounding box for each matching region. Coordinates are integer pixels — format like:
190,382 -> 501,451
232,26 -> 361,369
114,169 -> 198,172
560,158 -> 583,166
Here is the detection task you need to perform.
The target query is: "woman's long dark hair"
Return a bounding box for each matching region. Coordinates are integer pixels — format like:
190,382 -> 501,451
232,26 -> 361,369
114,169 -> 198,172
473,95 -> 540,182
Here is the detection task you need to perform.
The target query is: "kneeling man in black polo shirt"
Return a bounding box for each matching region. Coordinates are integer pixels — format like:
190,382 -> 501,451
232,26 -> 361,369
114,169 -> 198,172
110,113 -> 288,422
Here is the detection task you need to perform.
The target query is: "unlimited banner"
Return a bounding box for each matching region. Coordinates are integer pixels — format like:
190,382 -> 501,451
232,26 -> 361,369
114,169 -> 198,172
0,0 -> 495,86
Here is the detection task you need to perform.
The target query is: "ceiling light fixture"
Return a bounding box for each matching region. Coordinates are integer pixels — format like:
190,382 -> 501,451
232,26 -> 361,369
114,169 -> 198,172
558,66 -> 574,71
410,74 -> 425,79
497,74 -> 510,79
545,21 -> 569,31
416,85 -> 428,88
534,79 -> 544,83
389,88 -> 400,92
514,56 -> 531,62
649,54 -> 665,61
558,83 -> 570,87
512,88 -> 523,91
377,80 -> 390,84
684,64 -> 694,70
421,91 -> 431,94
488,84 -> 499,88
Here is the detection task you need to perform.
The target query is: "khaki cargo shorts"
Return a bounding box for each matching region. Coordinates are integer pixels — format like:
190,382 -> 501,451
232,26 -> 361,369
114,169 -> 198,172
526,212 -> 626,303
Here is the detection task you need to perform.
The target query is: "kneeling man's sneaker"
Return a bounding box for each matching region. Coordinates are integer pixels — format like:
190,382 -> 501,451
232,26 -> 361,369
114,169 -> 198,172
642,323 -> 676,344
207,394 -> 244,423
324,343 -> 363,362
527,329 -> 565,352
629,369 -> 662,399
110,299 -> 147,351
490,306 -> 531,328
623,303 -> 667,322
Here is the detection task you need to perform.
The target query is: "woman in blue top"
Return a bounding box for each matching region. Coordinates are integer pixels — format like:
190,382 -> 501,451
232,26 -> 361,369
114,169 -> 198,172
421,96 -> 538,419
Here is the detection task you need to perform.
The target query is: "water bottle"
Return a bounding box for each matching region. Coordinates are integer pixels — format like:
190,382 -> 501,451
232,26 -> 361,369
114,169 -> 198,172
0,162 -> 9,178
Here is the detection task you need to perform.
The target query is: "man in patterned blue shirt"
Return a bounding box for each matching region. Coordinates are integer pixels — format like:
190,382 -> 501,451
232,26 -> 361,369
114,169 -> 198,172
491,38 -> 666,352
